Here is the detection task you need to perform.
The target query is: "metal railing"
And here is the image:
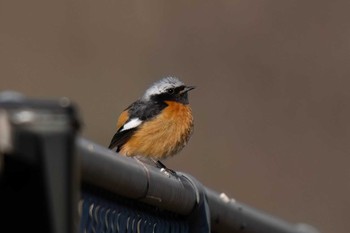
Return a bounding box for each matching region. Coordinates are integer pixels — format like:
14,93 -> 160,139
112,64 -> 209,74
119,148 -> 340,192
0,92 -> 320,233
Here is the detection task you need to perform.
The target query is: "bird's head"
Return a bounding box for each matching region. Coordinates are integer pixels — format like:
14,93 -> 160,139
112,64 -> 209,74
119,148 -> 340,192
142,77 -> 195,105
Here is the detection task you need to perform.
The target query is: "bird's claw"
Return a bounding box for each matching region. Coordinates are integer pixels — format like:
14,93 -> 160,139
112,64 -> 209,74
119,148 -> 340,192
160,167 -> 177,177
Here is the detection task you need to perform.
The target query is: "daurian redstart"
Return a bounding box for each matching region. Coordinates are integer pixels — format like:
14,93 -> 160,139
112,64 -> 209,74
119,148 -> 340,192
109,77 -> 195,168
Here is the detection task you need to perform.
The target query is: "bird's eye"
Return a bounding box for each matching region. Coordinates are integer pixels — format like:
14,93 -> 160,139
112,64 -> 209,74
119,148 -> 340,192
167,88 -> 175,94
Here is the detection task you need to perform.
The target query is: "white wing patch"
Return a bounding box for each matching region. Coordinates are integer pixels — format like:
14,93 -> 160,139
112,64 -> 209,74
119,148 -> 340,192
120,118 -> 142,132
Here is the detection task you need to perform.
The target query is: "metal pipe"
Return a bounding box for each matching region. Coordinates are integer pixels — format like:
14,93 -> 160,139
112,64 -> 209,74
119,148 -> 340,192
78,138 -> 320,233
206,189 -> 319,233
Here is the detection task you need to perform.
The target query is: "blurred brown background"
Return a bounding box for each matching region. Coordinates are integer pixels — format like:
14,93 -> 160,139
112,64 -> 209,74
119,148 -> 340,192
1,1 -> 349,232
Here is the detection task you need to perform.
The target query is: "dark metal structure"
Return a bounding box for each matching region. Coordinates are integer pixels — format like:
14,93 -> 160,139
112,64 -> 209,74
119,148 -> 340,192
0,92 -> 320,233
0,92 -> 79,233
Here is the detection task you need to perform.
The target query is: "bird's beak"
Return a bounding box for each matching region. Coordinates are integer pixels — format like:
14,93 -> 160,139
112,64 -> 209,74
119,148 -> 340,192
181,86 -> 196,94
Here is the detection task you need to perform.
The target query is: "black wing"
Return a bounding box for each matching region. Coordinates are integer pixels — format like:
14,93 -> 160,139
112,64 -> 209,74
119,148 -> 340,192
108,99 -> 167,152
108,128 -> 137,152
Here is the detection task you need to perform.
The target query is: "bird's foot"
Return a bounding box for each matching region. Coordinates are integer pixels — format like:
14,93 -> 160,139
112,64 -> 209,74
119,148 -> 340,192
154,160 -> 177,177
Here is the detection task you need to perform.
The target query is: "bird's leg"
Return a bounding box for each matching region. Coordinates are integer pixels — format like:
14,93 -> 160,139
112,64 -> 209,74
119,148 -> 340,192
151,159 -> 177,176
155,160 -> 166,169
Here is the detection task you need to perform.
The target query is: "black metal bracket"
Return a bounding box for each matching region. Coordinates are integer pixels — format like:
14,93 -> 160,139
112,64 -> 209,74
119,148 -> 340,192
0,91 -> 80,233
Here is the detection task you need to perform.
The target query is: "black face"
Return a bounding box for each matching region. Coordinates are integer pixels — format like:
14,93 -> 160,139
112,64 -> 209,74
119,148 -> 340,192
151,85 -> 190,104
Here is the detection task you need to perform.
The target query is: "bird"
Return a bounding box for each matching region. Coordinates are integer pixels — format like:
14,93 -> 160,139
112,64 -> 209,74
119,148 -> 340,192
108,77 -> 195,169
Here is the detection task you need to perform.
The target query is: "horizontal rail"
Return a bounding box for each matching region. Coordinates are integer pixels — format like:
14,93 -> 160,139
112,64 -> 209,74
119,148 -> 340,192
78,138 -> 320,233
206,189 -> 319,233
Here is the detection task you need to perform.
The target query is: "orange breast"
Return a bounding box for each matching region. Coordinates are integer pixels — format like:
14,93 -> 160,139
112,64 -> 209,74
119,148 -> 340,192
120,101 -> 194,159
